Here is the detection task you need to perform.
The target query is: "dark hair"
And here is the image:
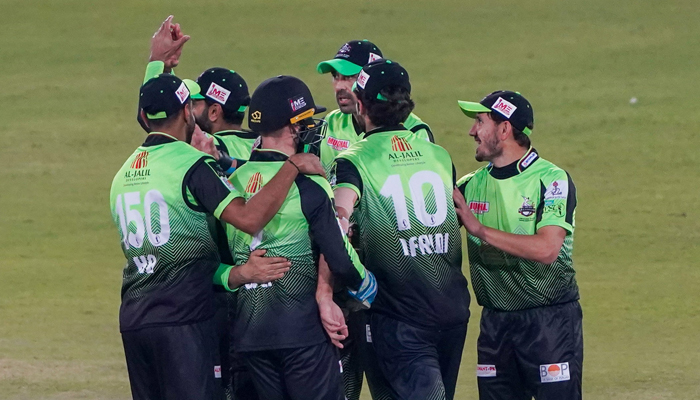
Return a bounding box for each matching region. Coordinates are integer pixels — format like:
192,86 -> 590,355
487,112 -> 532,148
204,97 -> 249,126
355,85 -> 415,127
145,110 -> 181,130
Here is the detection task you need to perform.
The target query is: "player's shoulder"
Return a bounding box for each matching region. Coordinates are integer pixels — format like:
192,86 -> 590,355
457,166 -> 489,188
302,174 -> 334,199
531,154 -> 572,183
404,113 -> 434,142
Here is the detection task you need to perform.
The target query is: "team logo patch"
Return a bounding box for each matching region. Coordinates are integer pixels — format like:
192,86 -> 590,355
206,82 -> 231,105
476,365 -> 497,378
175,82 -> 190,104
214,365 -> 222,378
492,97 -> 517,118
545,180 -> 568,200
250,110 -> 262,123
468,201 -> 490,214
540,362 -> 570,383
245,172 -> 264,194
130,151 -> 148,169
391,135 -> 412,152
368,52 -> 382,63
357,70 -> 370,89
336,43 -> 351,58
518,196 -> 536,217
327,136 -> 350,151
289,96 -> 307,112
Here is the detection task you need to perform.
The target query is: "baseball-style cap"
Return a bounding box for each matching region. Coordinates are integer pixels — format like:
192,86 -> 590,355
316,40 -> 383,76
192,68 -> 249,113
458,91 -> 534,135
139,74 -> 200,119
353,59 -> 410,101
248,75 -> 327,133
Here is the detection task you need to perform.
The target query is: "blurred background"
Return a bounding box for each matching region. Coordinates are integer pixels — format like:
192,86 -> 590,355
0,0 -> 698,398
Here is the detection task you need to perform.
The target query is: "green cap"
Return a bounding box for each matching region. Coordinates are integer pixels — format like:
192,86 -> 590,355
183,79 -> 202,99
457,91 -> 534,136
457,100 -> 491,118
316,40 -> 383,76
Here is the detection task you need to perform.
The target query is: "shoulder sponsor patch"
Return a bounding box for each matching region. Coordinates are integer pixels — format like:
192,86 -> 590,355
220,176 -> 236,190
544,180 -> 568,200
476,364 -> 497,378
520,151 -> 538,169
540,362 -> 570,383
357,70 -> 370,89
206,82 -> 231,105
492,97 -> 517,118
175,82 -> 190,104
368,52 -> 382,63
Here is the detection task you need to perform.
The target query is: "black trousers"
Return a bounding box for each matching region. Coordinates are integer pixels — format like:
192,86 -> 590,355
339,309 -> 366,400
121,318 -> 217,400
240,341 -> 344,400
477,301 -> 583,400
369,313 -> 468,400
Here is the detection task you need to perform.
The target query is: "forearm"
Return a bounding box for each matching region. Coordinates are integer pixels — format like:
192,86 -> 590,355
475,226 -> 564,265
316,256 -> 335,302
213,263 -> 237,292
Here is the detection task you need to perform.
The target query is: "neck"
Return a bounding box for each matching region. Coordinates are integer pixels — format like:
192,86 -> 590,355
157,125 -> 188,143
363,116 -> 378,133
212,121 -> 242,134
260,136 -> 296,157
491,142 -> 528,168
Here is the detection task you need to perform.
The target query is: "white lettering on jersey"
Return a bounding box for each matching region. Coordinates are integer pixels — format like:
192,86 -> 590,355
398,233 -> 449,257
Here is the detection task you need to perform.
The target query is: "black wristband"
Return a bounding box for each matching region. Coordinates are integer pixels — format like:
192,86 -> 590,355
287,158 -> 301,173
217,152 -> 234,171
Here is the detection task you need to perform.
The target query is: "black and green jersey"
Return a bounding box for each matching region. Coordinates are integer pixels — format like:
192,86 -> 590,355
213,130 -> 258,160
227,149 -> 366,351
320,109 -> 435,175
333,126 -> 470,329
110,133 -> 240,331
457,147 -> 579,311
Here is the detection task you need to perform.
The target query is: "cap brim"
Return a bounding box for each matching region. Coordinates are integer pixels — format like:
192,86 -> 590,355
316,59 -> 363,76
183,79 -> 202,99
457,100 -> 492,118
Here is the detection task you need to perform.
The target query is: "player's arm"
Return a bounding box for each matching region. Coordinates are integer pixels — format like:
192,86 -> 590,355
454,173 -> 577,264
213,249 -> 291,291
332,158 -> 362,233
316,256 -> 348,348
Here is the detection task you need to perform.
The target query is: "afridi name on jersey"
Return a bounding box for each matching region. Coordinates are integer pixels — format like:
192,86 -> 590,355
320,109 -> 435,175
334,126 -> 470,330
228,149 -> 365,352
457,147 -> 579,312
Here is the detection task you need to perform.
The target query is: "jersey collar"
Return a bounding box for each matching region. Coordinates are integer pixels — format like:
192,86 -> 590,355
142,132 -> 178,147
364,125 -> 407,138
214,130 -> 259,139
488,147 -> 539,179
249,148 -> 289,162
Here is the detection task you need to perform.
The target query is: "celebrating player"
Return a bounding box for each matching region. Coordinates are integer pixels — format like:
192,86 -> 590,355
223,75 -> 376,400
454,91 -> 582,400
329,59 -> 471,400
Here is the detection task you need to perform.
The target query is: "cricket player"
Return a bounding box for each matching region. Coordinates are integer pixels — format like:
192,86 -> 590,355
316,40 -> 434,175
316,39 -> 435,400
454,91 -> 582,400
111,67 -> 325,399
223,75 -> 377,400
328,59 -> 471,400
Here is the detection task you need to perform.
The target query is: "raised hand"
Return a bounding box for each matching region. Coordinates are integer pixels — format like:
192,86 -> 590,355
149,15 -> 190,71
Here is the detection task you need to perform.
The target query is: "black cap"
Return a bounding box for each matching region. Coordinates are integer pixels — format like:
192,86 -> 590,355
353,59 -> 411,101
193,68 -> 250,113
139,74 -> 200,120
458,91 -> 534,136
248,76 -> 327,133
316,40 -> 383,76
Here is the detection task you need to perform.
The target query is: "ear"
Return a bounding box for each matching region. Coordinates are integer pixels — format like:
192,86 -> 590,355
139,109 -> 150,130
499,121 -> 512,141
183,102 -> 193,123
356,99 -> 366,116
208,103 -> 221,122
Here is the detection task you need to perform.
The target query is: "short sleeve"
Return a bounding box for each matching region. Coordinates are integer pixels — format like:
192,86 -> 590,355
536,170 -> 577,234
333,158 -> 363,201
184,158 -> 243,219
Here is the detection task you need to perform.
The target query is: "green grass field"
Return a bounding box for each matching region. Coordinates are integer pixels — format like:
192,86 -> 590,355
1,0 -> 699,398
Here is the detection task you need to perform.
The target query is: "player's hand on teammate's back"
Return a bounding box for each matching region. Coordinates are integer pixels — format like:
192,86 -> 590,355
318,298 -> 348,348
453,188 -> 485,238
240,249 -> 291,283
149,15 -> 190,71
287,153 -> 326,178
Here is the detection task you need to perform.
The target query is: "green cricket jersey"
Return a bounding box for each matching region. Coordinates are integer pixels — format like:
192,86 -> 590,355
227,149 -> 366,351
110,133 -> 240,331
334,126 -> 470,329
213,130 -> 259,160
320,109 -> 435,175
457,147 -> 579,311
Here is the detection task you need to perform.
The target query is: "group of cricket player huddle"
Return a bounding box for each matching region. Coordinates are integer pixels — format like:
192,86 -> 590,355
110,16 -> 583,400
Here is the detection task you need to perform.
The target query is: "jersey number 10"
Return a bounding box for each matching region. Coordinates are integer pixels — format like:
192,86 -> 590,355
379,171 -> 448,231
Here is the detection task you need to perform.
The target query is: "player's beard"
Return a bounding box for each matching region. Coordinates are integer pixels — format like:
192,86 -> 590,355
195,107 -> 213,134
475,134 -> 502,162
185,112 -> 196,144
336,89 -> 357,114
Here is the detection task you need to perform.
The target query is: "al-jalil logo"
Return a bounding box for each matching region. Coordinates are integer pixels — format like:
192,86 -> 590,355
131,151 -> 148,169
391,135 -> 412,152
245,172 -> 264,194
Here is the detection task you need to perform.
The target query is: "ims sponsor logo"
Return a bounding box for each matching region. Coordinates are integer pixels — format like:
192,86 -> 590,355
245,172 -> 264,195
289,96 -> 307,112
492,97 -> 517,118
206,82 -> 231,105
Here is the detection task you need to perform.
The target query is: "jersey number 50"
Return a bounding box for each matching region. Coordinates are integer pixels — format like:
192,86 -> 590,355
380,171 -> 448,231
114,190 -> 171,249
